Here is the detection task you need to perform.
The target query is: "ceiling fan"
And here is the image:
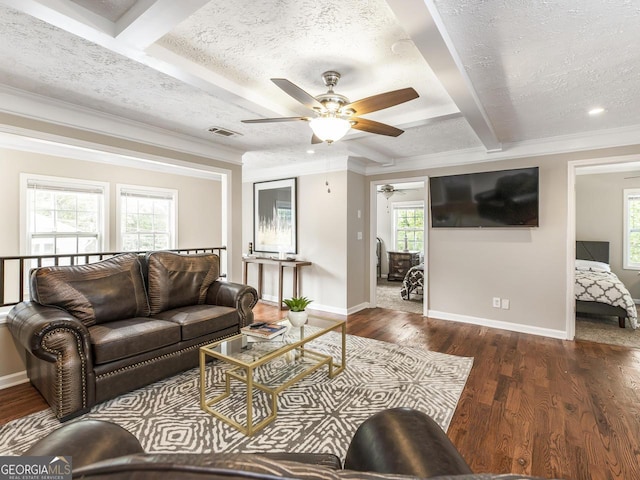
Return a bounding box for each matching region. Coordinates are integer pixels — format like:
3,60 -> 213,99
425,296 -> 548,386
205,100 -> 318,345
378,184 -> 407,199
242,71 -> 419,144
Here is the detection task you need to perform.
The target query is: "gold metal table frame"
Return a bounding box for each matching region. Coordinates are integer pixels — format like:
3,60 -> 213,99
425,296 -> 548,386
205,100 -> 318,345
199,316 -> 346,436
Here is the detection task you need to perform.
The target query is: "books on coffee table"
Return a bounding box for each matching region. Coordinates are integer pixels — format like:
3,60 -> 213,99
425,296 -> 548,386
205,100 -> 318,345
241,322 -> 287,339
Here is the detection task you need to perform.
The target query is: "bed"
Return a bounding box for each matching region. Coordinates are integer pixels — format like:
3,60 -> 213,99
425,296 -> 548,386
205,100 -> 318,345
575,241 -> 637,329
401,264 -> 424,301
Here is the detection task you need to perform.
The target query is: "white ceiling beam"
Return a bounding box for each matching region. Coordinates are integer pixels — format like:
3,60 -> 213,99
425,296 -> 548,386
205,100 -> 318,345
145,44 -> 297,118
0,0 -> 114,36
345,141 -> 394,166
0,0 -> 291,120
386,0 -> 502,152
115,0 -> 210,49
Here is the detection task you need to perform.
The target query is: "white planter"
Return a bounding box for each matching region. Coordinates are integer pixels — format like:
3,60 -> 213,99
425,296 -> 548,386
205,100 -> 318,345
288,310 -> 308,327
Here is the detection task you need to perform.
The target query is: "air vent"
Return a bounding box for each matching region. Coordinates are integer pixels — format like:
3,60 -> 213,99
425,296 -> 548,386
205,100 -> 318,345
207,126 -> 242,137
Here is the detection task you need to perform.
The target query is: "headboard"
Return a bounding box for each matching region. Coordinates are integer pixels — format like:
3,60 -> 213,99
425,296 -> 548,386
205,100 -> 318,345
576,241 -> 610,263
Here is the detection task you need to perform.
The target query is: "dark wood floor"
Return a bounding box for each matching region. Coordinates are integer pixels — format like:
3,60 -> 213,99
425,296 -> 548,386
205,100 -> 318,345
2,303 -> 640,480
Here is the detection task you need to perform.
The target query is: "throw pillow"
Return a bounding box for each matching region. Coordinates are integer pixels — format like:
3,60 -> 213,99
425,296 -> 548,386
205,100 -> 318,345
146,252 -> 219,315
30,253 -> 150,326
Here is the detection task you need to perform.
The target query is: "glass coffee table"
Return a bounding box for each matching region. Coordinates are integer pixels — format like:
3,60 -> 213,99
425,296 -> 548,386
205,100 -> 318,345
199,315 -> 346,435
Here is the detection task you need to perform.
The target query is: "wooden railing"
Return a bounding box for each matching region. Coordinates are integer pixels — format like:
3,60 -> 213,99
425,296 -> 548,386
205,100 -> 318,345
0,247 -> 226,308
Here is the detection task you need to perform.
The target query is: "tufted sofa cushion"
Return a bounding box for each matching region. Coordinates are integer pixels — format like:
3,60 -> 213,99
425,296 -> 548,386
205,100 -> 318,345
30,253 -> 150,327
146,252 -> 220,315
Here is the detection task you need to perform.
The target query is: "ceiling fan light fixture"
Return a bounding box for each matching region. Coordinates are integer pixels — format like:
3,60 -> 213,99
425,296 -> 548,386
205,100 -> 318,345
309,116 -> 351,143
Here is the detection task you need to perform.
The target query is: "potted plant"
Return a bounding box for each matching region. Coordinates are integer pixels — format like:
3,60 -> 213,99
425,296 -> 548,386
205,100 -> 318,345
283,296 -> 312,326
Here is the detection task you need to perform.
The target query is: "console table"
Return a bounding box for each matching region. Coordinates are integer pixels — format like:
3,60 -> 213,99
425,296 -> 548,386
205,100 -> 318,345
242,257 -> 312,309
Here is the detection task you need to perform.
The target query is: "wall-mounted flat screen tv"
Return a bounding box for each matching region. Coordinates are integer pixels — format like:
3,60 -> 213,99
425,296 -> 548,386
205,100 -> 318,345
430,167 -> 539,228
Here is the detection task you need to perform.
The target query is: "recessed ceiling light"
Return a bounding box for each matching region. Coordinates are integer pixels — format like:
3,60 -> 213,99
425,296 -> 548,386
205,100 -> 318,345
306,149 -> 315,154
588,107 -> 605,116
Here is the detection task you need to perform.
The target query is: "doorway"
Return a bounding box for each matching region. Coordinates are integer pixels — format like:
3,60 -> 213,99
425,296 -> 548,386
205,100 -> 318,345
369,177 -> 429,316
567,155 -> 640,346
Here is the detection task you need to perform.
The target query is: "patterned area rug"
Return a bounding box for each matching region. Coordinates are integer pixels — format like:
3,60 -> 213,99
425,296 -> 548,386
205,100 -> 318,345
0,332 -> 472,459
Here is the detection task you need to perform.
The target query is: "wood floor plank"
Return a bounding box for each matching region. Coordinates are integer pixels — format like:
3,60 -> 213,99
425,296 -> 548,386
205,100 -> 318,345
2,302 -> 640,479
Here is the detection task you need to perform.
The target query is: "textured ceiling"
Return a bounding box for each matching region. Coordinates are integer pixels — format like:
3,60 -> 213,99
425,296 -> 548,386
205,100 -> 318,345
158,0 -> 452,118
433,0 -> 640,142
0,0 -> 639,176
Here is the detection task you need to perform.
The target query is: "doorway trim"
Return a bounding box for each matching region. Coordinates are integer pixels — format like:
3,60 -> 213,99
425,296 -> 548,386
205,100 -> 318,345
566,154 -> 640,339
369,175 -> 429,316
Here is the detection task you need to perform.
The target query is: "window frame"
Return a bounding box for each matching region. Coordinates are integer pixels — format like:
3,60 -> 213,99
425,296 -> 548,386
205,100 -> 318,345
623,188 -> 640,270
20,173 -> 109,255
116,184 -> 178,251
392,200 -> 425,252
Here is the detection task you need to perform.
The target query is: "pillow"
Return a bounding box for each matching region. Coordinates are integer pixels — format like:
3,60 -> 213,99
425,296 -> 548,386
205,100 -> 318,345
30,253 -> 150,326
575,259 -> 611,272
146,252 -> 220,315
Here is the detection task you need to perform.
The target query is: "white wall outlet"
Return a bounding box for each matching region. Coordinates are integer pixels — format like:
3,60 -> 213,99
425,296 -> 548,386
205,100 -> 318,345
501,298 -> 510,309
492,297 -> 501,308
357,209 -> 362,219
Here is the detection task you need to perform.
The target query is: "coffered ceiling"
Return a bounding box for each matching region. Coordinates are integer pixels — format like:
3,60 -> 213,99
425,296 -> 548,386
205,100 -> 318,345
0,0 -> 639,178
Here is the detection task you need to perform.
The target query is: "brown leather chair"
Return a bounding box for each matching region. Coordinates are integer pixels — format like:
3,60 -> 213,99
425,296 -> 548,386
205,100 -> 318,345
24,408 -> 552,479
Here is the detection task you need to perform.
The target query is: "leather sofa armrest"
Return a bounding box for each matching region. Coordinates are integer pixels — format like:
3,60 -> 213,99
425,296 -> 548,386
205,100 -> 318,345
344,407 -> 473,478
7,301 -> 92,363
206,281 -> 258,328
7,301 -> 95,420
24,420 -> 144,469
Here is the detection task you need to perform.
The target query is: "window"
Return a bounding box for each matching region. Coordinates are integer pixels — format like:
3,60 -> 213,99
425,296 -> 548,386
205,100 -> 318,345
624,188 -> 640,269
22,175 -> 107,255
393,201 -> 424,251
117,185 -> 177,251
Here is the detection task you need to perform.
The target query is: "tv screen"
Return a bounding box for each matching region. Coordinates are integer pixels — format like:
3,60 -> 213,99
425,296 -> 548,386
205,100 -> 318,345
430,167 -> 539,228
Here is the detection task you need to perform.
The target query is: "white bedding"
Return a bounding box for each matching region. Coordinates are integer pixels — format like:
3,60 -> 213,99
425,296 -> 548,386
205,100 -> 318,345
575,268 -> 638,329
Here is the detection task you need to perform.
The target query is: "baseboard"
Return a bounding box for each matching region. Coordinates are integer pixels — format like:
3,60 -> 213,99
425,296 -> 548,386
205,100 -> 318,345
428,310 -> 569,340
0,370 -> 28,390
346,302 -> 370,315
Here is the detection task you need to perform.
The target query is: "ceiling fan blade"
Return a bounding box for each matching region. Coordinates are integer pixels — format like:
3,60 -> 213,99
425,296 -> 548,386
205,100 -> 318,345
344,88 -> 419,115
350,117 -> 404,137
242,117 -> 308,123
311,134 -> 323,144
271,78 -> 324,111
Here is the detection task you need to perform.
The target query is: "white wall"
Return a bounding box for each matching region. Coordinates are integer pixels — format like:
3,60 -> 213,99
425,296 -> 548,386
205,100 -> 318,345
576,171 -> 640,299
346,171 -> 367,310
242,171 -> 350,312
370,155 -> 568,336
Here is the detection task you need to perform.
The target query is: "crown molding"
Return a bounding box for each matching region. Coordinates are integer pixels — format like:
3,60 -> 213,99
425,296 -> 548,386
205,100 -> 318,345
242,122 -> 640,180
363,123 -> 640,176
0,130 -> 226,181
0,85 -> 245,165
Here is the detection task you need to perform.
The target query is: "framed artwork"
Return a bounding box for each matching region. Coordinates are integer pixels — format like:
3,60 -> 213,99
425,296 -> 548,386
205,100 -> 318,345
253,178 -> 297,253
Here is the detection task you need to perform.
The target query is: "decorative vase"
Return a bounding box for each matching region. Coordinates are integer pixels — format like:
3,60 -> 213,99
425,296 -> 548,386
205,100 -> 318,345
288,310 -> 308,327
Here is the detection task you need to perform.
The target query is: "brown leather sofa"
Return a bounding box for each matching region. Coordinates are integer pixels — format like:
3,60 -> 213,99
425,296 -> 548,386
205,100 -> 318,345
7,251 -> 258,422
23,408 -> 551,479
